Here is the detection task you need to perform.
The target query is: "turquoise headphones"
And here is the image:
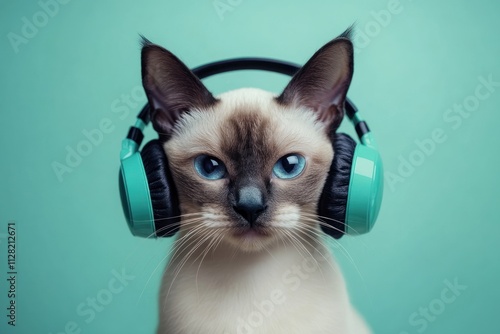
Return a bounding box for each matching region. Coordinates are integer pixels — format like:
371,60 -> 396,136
119,58 -> 383,239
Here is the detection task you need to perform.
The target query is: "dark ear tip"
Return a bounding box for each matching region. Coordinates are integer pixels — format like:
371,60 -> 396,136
338,24 -> 355,40
332,37 -> 354,49
139,35 -> 153,48
327,26 -> 355,53
140,37 -> 173,60
141,42 -> 177,62
318,29 -> 354,55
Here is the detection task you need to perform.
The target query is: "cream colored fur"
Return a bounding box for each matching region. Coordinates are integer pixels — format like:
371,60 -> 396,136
157,88 -> 371,334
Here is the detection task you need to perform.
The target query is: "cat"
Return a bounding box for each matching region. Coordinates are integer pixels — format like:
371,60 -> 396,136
141,29 -> 372,334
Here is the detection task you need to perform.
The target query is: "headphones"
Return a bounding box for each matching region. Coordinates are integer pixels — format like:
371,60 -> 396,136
119,58 -> 383,239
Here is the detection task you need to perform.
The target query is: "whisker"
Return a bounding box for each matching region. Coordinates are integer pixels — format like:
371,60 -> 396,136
301,213 -> 370,250
212,231 -> 225,256
287,222 -> 328,240
300,215 -> 368,249
170,229 -> 216,285
300,218 -> 355,257
154,217 -> 204,234
193,230 -> 222,296
130,218 -> 206,288
298,217 -> 366,282
301,212 -> 348,228
167,225 -> 207,269
132,212 -> 204,224
286,228 -> 326,280
163,233 -> 208,311
138,225 -> 205,307
301,211 -> 369,238
289,225 -> 343,275
281,229 -> 309,264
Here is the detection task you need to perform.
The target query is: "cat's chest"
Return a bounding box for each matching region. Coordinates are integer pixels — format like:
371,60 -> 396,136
159,246 -> 352,333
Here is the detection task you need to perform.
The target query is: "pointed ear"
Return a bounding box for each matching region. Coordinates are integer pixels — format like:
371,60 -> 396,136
276,30 -> 354,132
141,38 -> 217,139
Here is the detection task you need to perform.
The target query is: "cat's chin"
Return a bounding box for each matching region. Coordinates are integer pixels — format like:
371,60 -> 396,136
224,227 -> 276,252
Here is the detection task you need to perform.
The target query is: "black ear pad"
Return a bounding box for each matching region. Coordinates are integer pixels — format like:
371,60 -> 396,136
140,140 -> 181,237
317,133 -> 356,239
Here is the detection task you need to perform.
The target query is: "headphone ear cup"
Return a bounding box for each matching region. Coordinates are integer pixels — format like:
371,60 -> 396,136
317,133 -> 356,239
141,140 -> 181,237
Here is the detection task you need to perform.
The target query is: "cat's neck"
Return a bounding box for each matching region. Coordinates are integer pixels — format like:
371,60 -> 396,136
166,229 -> 339,286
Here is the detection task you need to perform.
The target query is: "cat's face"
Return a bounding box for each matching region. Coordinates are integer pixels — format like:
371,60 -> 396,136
141,32 -> 353,252
164,89 -> 333,251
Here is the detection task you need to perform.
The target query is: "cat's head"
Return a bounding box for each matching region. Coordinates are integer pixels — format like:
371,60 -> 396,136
141,31 -> 353,252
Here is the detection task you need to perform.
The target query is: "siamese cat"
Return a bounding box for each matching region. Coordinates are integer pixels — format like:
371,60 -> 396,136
141,29 -> 371,334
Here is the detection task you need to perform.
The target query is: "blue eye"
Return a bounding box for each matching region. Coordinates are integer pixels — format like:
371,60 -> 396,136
272,154 -> 306,179
194,155 -> 226,180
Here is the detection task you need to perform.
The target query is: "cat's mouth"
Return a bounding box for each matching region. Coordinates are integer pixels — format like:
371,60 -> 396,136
225,225 -> 276,251
232,227 -> 269,239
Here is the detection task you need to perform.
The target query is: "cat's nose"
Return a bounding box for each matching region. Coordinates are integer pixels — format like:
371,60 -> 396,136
233,186 -> 267,225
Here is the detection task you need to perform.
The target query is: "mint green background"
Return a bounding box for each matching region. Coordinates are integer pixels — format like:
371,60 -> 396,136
1,0 -> 499,333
